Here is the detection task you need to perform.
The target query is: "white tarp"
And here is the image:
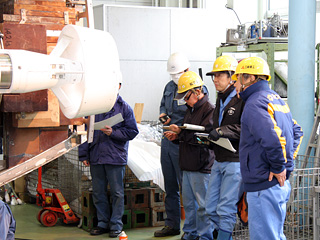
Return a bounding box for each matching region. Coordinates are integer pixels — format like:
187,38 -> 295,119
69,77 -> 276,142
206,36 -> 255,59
128,138 -> 164,191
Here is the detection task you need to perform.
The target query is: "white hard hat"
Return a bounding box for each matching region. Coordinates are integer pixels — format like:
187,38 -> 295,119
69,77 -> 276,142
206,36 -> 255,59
167,52 -> 190,74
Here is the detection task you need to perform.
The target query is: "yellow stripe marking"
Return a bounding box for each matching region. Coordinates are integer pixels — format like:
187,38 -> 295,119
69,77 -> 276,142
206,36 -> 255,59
267,103 -> 287,162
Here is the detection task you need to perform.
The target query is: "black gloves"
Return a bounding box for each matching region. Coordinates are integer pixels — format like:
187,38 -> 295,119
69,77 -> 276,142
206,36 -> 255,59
209,128 -> 223,141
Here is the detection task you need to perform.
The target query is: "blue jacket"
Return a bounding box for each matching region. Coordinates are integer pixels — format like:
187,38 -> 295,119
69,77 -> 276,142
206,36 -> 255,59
239,80 -> 303,192
160,80 -> 188,126
78,95 -> 139,165
0,200 -> 15,240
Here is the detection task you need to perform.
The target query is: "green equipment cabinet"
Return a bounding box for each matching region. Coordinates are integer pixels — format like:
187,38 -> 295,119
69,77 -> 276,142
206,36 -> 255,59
216,42 -> 288,90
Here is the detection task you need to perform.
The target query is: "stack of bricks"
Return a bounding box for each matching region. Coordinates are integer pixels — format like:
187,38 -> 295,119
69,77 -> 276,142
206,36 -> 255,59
81,190 -> 98,232
81,187 -> 166,231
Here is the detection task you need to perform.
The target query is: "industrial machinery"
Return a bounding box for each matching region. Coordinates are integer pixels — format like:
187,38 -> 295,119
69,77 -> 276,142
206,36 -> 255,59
36,166 -> 79,227
225,13 -> 288,45
0,24 -> 121,119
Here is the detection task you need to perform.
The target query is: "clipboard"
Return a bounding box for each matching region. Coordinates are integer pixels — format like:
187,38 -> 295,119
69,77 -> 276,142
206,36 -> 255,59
194,132 -> 236,153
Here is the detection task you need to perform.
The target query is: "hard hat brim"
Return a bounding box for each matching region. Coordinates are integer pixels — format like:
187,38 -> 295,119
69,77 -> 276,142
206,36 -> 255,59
206,71 -> 214,76
174,91 -> 188,100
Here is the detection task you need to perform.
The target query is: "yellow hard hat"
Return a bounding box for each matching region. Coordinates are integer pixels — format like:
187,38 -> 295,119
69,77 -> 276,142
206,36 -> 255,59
231,56 -> 271,81
206,55 -> 238,75
175,71 -> 204,99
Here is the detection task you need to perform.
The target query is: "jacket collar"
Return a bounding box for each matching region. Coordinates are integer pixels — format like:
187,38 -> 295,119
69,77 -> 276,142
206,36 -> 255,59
218,85 -> 235,103
239,80 -> 269,102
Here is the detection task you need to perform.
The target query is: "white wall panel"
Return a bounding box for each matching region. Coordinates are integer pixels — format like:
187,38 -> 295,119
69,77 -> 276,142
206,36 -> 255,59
94,5 -> 221,120
119,60 -> 168,120
93,5 -> 104,30
93,0 -> 153,7
106,6 -> 171,60
170,8 -> 221,62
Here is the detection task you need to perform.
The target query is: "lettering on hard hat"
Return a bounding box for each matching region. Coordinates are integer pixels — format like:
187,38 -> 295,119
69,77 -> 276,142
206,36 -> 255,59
241,65 -> 255,69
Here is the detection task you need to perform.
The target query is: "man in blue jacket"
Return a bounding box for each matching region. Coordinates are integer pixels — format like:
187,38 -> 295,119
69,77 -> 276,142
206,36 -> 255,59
0,200 -> 16,240
233,56 -> 303,240
79,80 -> 139,238
155,52 -> 190,237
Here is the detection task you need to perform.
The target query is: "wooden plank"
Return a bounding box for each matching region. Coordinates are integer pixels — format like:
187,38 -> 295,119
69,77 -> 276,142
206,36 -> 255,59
14,0 -> 35,4
3,14 -> 76,28
59,110 -> 83,126
15,0 -> 67,7
1,91 -> 48,112
134,103 -> 144,123
47,45 -> 55,54
12,90 -> 60,128
2,22 -> 47,53
46,36 -> 58,43
14,4 -> 76,19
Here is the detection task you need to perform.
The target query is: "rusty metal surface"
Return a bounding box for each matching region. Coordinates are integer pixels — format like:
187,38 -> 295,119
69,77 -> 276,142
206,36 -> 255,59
4,113 -> 69,168
0,133 -> 82,187
39,127 -> 68,152
5,121 -> 40,168
1,90 -> 48,112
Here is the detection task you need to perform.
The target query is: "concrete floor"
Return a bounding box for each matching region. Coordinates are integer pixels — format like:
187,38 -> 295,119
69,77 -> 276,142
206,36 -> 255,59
11,203 -> 182,240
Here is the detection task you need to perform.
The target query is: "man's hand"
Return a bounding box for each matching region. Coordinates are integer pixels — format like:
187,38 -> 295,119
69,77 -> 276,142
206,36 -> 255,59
101,125 -> 112,136
159,113 -> 171,125
269,168 -> 287,187
209,128 -> 222,141
164,131 -> 178,141
169,124 -> 181,134
82,160 -> 90,167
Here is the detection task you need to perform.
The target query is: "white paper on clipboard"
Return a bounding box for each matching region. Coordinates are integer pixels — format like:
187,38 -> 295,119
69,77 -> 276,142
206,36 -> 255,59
94,113 -> 124,130
194,133 -> 236,153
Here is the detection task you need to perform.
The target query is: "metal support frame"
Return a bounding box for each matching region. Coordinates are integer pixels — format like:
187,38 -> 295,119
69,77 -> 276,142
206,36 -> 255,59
0,133 -> 82,187
316,43 -> 320,110
216,42 -> 288,90
313,186 -> 320,240
304,104 -> 320,168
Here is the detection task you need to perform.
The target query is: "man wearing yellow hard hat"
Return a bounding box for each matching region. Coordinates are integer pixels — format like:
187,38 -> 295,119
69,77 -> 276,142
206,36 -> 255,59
234,56 -> 304,240
165,71 -> 215,240
202,55 -> 244,240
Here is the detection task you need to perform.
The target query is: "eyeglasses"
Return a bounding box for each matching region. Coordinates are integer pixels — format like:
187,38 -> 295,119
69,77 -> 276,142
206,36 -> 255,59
184,89 -> 196,101
184,92 -> 192,101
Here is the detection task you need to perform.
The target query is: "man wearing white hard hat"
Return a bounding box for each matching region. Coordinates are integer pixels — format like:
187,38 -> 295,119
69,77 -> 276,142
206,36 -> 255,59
155,52 -> 190,237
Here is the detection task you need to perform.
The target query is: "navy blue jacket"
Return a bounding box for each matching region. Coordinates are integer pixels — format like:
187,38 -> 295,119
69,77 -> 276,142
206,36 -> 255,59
239,80 -> 303,192
0,200 -> 15,240
78,95 -> 139,165
160,80 -> 188,126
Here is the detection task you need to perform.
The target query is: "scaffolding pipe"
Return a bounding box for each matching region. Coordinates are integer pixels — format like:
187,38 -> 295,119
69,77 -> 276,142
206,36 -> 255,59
288,0 -> 316,155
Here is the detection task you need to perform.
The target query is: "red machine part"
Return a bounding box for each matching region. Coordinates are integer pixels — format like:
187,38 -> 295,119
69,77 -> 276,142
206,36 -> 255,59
36,167 -> 79,226
40,210 -> 58,227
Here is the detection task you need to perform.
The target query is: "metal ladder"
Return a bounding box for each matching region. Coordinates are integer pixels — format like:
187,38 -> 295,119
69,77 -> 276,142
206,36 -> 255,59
303,105 -> 320,168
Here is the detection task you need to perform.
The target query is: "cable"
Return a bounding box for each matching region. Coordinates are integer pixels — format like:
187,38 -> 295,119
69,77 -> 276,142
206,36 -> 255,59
225,4 -> 242,25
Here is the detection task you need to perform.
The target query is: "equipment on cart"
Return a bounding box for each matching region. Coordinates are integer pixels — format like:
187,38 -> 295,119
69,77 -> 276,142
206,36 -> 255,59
36,166 -> 79,227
